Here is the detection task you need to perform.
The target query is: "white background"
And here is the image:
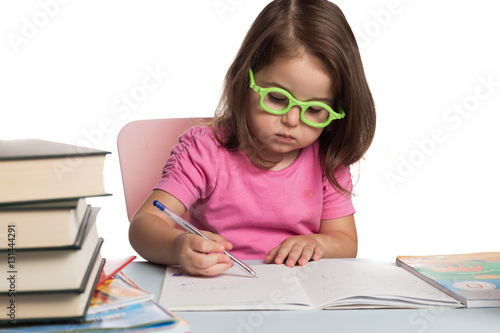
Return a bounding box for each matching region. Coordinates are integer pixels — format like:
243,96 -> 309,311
1,0 -> 499,262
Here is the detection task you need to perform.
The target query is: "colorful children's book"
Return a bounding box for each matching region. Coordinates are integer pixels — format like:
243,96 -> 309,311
396,252 -> 500,307
95,255 -> 136,288
0,299 -> 189,333
89,270 -> 153,314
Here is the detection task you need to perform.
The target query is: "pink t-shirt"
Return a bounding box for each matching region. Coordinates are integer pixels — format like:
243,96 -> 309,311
155,126 -> 355,259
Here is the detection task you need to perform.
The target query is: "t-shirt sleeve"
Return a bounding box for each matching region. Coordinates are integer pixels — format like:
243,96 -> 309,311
154,126 -> 218,208
321,165 -> 356,220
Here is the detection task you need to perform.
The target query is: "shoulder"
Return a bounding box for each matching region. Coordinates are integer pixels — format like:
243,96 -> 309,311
178,126 -> 217,145
172,126 -> 220,155
156,126 -> 221,206
163,126 -> 221,174
333,164 -> 351,179
322,164 -> 353,195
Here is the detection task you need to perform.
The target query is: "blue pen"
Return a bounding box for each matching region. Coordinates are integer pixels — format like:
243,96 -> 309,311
153,200 -> 258,278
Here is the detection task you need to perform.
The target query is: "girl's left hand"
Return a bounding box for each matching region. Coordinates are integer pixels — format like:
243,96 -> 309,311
264,235 -> 325,267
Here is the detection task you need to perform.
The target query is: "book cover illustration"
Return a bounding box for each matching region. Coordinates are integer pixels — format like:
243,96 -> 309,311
89,270 -> 152,313
397,252 -> 500,302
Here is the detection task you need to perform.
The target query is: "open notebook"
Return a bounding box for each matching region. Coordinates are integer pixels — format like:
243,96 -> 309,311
159,259 -> 462,311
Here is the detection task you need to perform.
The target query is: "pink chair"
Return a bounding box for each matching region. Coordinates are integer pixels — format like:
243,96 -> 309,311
117,117 -> 210,221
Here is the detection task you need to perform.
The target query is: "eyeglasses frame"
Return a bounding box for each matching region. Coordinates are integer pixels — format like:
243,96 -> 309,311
248,68 -> 345,128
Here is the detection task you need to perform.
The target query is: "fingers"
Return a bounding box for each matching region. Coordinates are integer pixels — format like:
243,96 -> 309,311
174,233 -> 233,276
190,235 -> 226,254
187,252 -> 233,276
265,236 -> 325,267
265,247 -> 279,264
204,231 -> 233,251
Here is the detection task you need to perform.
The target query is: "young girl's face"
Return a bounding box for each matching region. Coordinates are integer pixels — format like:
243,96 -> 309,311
246,55 -> 335,163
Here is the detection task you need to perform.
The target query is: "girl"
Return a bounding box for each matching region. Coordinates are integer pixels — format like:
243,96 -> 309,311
129,0 -> 376,276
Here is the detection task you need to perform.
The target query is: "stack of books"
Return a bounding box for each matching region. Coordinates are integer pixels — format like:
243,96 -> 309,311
0,139 -> 110,325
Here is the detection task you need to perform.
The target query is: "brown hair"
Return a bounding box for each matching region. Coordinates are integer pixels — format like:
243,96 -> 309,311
212,0 -> 376,195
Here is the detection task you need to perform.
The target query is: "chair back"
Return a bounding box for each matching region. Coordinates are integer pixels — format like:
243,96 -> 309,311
117,117 -> 209,221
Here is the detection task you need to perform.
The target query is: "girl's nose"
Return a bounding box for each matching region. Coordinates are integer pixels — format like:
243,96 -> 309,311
281,106 -> 301,127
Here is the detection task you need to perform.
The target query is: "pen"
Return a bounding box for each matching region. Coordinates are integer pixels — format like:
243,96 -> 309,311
153,200 -> 258,278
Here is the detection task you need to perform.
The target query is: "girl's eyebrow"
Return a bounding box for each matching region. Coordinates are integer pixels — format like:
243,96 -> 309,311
260,80 -> 334,105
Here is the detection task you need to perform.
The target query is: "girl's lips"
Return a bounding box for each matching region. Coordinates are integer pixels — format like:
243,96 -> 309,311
276,134 -> 295,142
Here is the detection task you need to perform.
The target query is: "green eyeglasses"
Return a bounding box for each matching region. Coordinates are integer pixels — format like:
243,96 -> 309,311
249,68 -> 345,128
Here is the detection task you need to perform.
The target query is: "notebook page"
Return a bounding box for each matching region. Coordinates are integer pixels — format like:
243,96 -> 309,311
298,260 -> 462,308
159,264 -> 313,310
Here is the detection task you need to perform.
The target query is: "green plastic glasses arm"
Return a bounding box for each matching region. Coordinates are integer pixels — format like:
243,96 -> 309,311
248,68 -> 345,128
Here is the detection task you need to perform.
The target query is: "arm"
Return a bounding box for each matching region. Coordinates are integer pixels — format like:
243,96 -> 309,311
128,189 -> 233,275
264,214 -> 358,267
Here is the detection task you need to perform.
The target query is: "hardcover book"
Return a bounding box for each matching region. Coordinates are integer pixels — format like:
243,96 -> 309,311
0,139 -> 109,204
0,198 -> 90,250
0,256 -> 104,324
0,207 -> 103,294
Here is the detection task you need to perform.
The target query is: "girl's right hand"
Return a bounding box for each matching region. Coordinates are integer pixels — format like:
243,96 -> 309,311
173,231 -> 234,276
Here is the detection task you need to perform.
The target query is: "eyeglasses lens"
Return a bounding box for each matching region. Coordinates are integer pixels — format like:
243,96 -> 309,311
262,91 -> 330,124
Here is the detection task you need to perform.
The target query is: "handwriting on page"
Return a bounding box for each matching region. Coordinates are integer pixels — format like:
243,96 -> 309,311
175,282 -> 245,292
169,268 -> 250,293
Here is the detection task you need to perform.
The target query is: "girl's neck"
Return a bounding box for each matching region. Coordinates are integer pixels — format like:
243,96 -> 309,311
267,149 -> 301,171
239,137 -> 302,171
